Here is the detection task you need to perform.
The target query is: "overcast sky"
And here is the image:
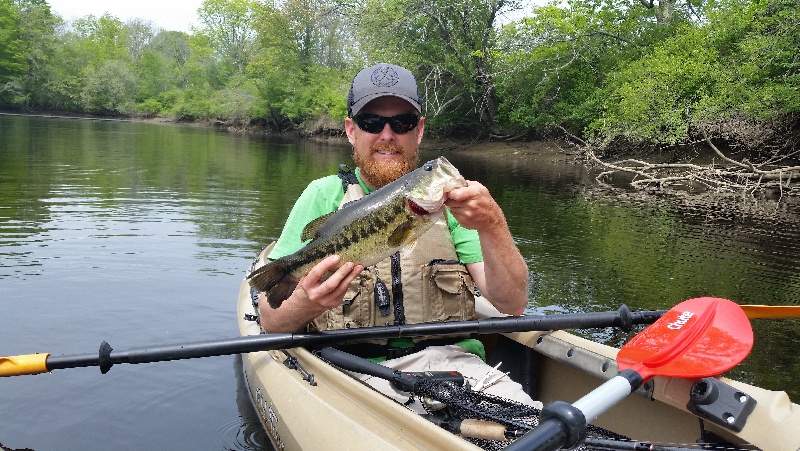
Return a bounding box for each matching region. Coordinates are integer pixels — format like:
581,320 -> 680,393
46,0 -> 544,33
48,0 -> 205,32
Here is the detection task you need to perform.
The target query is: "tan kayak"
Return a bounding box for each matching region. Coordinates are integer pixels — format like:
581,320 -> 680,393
238,249 -> 800,451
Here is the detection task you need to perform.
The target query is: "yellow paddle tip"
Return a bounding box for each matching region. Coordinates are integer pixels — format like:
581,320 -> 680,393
0,353 -> 50,377
741,304 -> 800,319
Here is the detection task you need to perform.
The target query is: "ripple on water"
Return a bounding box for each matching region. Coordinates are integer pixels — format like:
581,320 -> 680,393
212,414 -> 273,451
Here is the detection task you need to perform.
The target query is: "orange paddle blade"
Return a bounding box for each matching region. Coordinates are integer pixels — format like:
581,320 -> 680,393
617,297 -> 753,380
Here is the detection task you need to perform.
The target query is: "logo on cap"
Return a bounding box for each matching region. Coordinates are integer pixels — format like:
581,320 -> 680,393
371,66 -> 400,87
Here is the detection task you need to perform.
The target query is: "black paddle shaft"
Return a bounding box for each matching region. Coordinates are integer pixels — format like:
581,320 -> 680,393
42,305 -> 664,374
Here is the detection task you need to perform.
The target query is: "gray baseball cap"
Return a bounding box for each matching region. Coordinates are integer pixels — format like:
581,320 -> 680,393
347,63 -> 422,117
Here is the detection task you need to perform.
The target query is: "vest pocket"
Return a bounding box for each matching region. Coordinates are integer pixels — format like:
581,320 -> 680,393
310,274 -> 373,331
423,261 -> 477,322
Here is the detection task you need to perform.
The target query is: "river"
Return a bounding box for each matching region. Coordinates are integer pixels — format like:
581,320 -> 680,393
1,114 -> 798,450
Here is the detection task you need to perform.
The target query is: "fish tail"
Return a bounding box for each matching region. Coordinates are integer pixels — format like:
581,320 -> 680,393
246,260 -> 298,309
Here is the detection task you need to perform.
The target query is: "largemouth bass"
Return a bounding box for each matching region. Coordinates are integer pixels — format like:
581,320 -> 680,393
247,156 -> 468,308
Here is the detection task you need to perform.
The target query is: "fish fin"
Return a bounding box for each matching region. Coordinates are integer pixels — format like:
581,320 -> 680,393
387,220 -> 415,247
399,239 -> 418,258
265,276 -> 299,309
246,260 -> 298,308
300,212 -> 335,241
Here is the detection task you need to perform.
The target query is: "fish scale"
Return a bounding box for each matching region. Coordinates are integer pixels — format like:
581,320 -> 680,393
288,211 -> 397,271
283,196 -> 417,274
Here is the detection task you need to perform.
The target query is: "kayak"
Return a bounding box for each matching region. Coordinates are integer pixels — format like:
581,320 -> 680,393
237,249 -> 800,450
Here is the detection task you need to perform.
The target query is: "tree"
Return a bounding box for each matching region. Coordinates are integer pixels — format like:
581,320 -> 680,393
494,0 -> 643,135
247,0 -> 353,130
126,18 -> 157,64
564,0 -> 800,198
72,14 -> 130,63
81,59 -> 136,114
196,0 -> 257,75
638,0 -> 679,24
134,30 -> 193,111
5,0 -> 59,108
0,0 -> 28,101
356,0 -> 525,134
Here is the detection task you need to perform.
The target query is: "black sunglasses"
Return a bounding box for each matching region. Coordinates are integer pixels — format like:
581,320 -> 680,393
353,113 -> 419,134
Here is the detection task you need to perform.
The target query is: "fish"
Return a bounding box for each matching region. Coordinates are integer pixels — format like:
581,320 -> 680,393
247,156 -> 468,309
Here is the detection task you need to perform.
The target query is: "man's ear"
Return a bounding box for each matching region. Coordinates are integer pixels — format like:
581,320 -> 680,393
344,117 -> 357,145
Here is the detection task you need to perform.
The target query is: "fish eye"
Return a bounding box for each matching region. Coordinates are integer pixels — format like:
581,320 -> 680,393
423,163 -> 433,171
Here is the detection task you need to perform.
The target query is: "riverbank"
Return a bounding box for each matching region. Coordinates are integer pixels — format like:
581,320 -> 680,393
0,109 -> 576,161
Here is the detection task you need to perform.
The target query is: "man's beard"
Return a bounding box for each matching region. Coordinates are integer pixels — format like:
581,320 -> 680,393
354,143 -> 418,188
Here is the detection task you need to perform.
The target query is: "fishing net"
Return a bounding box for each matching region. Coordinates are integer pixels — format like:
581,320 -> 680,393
315,345 -> 760,450
413,378 -> 630,451
411,379 -> 762,451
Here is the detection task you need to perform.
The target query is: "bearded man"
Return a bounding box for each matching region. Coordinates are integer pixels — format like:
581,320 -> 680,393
256,63 -> 535,411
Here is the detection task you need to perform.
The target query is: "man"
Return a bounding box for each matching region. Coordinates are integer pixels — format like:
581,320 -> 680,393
257,63 -> 534,410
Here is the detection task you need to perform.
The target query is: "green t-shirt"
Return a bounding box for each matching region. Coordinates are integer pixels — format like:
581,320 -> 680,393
269,167 -> 483,263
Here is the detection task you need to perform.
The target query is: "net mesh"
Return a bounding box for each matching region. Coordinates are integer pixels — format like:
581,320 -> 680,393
414,379 -> 630,451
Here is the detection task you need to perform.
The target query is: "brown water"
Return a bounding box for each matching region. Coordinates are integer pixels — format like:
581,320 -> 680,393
1,114 -> 798,450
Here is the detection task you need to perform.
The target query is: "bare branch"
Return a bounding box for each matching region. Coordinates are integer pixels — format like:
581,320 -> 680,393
576,129 -> 800,200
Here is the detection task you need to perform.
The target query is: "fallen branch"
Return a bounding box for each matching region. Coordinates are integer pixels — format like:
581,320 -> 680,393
573,129 -> 800,199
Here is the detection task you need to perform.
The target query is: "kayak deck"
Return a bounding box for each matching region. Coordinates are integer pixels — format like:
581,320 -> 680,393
237,273 -> 800,450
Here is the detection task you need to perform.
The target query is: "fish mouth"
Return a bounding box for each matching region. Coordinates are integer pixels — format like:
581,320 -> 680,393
405,157 -> 467,216
407,199 -> 434,216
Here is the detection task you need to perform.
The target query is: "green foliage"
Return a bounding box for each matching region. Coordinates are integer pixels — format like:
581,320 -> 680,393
0,0 -> 28,100
136,97 -> 164,116
72,14 -> 130,63
494,0 -> 647,134
587,25 -> 721,145
36,32 -> 87,110
585,0 -> 799,145
702,0 -> 800,117
247,0 -> 352,128
0,0 -> 795,148
80,59 -> 136,114
197,0 -> 257,75
355,0 -> 525,131
493,0 -> 798,148
4,0 -> 59,108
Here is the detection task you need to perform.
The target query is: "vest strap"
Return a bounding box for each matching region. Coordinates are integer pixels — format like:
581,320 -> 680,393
337,164 -> 359,194
390,252 -> 405,325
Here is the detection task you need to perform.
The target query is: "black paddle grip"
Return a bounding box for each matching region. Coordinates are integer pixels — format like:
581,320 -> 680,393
317,347 -> 419,391
504,400 -> 586,451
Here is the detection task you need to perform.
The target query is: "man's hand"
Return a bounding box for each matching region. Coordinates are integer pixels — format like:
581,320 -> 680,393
296,255 -> 364,310
445,180 -> 504,232
259,255 -> 363,333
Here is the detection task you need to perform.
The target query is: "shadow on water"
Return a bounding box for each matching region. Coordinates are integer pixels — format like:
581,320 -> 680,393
234,354 -> 274,451
0,443 -> 34,451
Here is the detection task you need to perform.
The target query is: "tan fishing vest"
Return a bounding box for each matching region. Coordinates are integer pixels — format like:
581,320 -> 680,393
308,181 -> 477,334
